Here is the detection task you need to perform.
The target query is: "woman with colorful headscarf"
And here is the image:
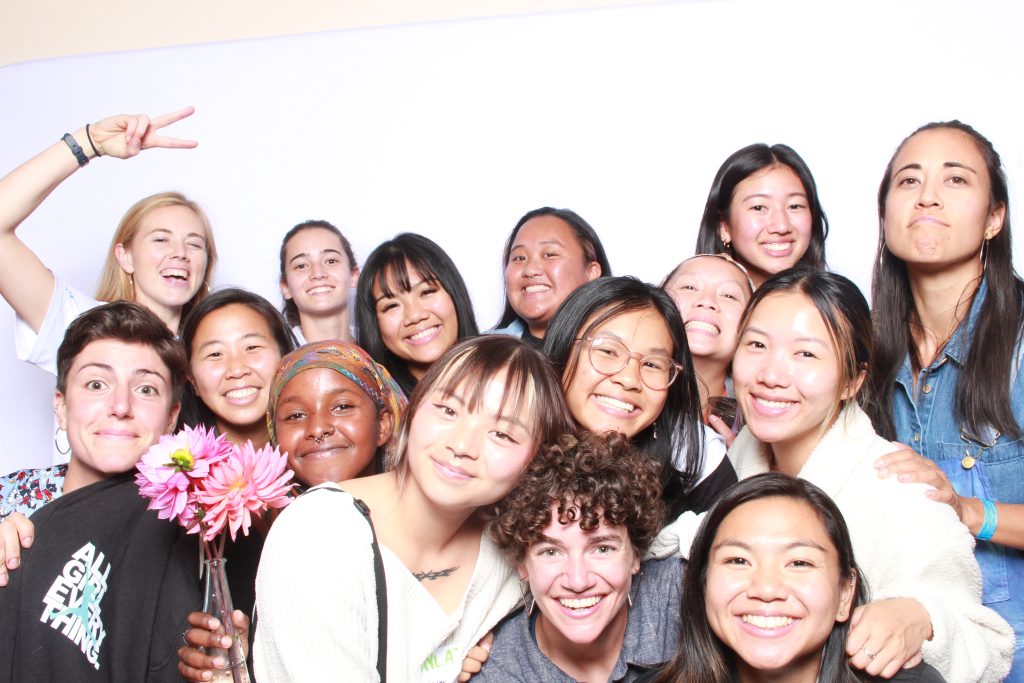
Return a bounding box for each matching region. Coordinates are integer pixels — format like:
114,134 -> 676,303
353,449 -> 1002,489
267,340 -> 407,491
177,340 -> 407,680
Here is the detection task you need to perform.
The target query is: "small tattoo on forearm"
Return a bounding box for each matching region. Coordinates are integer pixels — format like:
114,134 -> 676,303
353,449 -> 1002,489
414,566 -> 459,582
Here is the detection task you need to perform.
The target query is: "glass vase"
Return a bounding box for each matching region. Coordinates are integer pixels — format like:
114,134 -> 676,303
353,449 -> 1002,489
202,557 -> 251,683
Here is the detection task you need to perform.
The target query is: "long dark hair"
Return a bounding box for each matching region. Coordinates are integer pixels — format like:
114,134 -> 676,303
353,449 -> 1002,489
355,233 -> 478,395
740,266 -> 874,426
655,473 -> 865,683
867,121 -> 1023,440
694,143 -> 828,271
494,207 -> 612,330
178,287 -> 298,431
278,219 -> 358,327
542,276 -> 703,520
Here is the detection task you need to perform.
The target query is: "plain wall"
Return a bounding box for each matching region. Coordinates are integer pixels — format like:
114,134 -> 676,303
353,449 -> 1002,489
0,0 -> 1021,474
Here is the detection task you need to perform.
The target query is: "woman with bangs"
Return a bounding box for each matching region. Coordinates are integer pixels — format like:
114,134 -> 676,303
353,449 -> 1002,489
254,335 -> 574,682
0,107 -> 216,376
654,266 -> 1012,681
355,233 -> 479,395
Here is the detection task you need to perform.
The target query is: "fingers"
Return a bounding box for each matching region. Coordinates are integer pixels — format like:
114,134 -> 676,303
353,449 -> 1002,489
183,611 -> 232,650
177,645 -> 222,681
707,414 -> 736,448
151,106 -> 196,130
0,513 -> 33,586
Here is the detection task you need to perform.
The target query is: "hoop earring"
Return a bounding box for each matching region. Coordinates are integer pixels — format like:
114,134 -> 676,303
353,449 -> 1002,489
54,427 -> 70,456
981,238 -> 990,272
651,422 -> 658,441
519,580 -> 535,617
128,273 -> 136,302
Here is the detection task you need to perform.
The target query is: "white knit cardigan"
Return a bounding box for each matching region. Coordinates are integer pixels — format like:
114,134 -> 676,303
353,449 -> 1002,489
254,486 -> 520,682
652,404 -> 1014,683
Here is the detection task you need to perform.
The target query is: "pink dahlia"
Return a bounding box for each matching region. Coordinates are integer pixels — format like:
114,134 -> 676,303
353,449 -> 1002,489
136,425 -> 233,526
196,441 -> 294,541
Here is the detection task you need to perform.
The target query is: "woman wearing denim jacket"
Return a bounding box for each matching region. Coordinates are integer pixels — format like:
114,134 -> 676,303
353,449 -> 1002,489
868,120 -> 1024,678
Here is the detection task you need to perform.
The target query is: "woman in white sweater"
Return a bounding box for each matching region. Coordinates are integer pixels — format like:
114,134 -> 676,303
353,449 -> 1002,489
655,266 -> 1013,682
254,335 -> 575,682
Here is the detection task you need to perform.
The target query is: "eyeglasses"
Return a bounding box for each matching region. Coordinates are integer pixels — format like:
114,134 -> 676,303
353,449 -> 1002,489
578,336 -> 682,390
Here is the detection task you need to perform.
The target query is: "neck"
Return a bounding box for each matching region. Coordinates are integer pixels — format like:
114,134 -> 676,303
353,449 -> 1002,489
737,654 -> 822,683
535,608 -> 628,683
62,459 -> 100,495
217,420 -> 270,450
136,296 -> 181,333
694,356 -> 728,420
768,415 -> 838,478
382,471 -> 480,554
526,322 -> 547,340
906,260 -> 981,365
299,309 -> 352,343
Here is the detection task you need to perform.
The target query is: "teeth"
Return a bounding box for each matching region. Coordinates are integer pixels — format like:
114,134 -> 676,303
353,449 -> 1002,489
685,321 -> 720,334
307,286 -> 333,295
162,268 -> 189,279
559,596 -> 602,610
763,243 -> 790,253
226,387 -> 258,399
524,284 -> 550,293
409,326 -> 439,342
756,397 -> 794,409
595,395 -> 637,413
742,614 -> 795,629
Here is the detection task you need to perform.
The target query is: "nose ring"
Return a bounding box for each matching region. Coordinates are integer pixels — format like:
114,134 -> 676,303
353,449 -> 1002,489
313,429 -> 332,445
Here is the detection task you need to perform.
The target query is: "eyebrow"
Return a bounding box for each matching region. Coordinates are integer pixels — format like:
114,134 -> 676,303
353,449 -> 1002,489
435,389 -> 529,432
740,191 -> 807,202
592,332 -> 672,357
147,227 -> 207,243
742,326 -> 828,347
894,161 -> 979,176
196,331 -> 270,353
289,248 -> 344,265
511,238 -> 566,250
77,362 -> 169,384
374,278 -> 431,304
713,538 -> 829,553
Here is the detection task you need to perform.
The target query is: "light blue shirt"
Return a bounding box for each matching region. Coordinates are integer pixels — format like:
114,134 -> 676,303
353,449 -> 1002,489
891,278 -> 1024,675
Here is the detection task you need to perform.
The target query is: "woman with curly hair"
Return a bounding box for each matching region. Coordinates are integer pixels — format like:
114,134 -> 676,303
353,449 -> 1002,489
476,430 -> 678,683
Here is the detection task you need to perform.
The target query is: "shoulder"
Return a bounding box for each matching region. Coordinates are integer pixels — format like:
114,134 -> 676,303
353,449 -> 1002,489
0,465 -> 67,520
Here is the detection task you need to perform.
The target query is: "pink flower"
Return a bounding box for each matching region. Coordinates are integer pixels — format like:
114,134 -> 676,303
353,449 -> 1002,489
135,425 -> 233,527
196,441 -> 294,541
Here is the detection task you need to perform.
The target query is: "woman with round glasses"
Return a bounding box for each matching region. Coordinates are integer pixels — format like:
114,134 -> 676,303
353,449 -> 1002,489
544,276 -> 735,519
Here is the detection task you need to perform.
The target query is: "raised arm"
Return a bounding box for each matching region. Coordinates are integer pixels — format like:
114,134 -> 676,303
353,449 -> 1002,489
0,107 -> 197,332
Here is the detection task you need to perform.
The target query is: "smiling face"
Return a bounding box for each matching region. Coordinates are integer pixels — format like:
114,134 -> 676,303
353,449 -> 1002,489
405,369 -> 538,511
563,308 -> 673,439
115,204 -> 210,318
705,496 -> 854,682
720,165 -> 813,286
506,216 -> 601,338
273,368 -> 389,487
523,504 -> 639,659
373,263 -> 459,380
732,293 -> 859,472
883,127 -> 1005,277
280,227 -> 359,319
665,257 -> 751,364
189,304 -> 282,444
56,339 -> 179,490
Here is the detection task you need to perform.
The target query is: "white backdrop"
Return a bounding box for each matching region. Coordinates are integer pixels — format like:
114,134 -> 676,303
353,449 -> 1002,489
1,0 -> 1021,474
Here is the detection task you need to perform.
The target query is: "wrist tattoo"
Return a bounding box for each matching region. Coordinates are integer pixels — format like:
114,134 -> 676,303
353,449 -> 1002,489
414,566 -> 459,582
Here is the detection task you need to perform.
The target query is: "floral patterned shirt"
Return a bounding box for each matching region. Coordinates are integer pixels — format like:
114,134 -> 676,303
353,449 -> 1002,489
0,465 -> 68,521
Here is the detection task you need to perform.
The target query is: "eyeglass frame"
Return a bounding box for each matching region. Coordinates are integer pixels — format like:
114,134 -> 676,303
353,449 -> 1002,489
576,335 -> 683,390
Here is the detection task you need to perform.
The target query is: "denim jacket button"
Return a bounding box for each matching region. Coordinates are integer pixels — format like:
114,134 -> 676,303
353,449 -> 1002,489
961,454 -> 976,469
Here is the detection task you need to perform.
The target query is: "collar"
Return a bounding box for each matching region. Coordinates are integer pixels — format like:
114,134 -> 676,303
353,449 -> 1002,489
940,277 -> 987,366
